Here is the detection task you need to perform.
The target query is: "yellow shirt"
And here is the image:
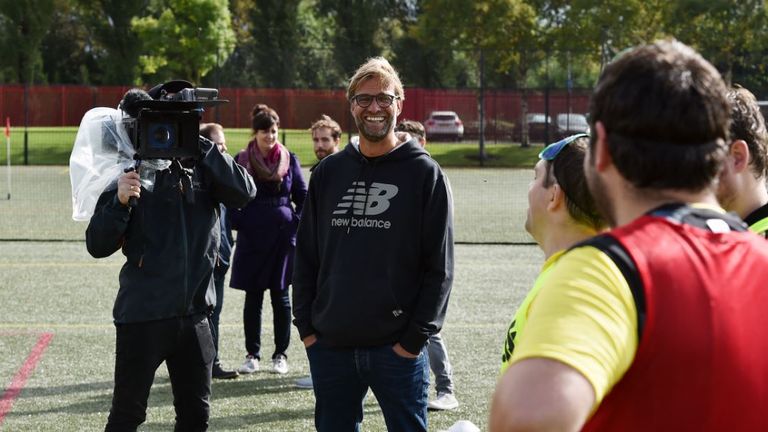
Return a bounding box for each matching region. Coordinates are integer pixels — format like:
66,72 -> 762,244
500,250 -> 565,374
509,245 -> 639,407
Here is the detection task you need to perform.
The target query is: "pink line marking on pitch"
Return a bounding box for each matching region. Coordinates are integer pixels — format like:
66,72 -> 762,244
0,332 -> 54,427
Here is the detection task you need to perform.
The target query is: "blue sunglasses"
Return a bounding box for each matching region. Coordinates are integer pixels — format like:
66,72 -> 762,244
538,133 -> 590,161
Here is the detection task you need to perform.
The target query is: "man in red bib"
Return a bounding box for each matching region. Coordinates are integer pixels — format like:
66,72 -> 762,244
490,40 -> 768,431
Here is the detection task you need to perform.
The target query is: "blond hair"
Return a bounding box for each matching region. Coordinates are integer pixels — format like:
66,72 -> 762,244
346,57 -> 404,101
310,114 -> 342,139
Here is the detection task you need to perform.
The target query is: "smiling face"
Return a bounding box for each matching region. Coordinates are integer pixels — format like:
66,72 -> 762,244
350,77 -> 401,144
255,124 -> 278,155
312,127 -> 340,161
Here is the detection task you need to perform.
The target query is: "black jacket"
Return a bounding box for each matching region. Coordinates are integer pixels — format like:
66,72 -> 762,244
86,139 -> 256,323
292,139 -> 454,354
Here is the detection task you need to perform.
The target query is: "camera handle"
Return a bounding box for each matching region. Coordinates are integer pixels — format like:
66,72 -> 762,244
123,159 -> 142,208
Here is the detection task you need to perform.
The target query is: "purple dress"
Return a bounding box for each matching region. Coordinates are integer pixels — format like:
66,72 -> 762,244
229,152 -> 307,292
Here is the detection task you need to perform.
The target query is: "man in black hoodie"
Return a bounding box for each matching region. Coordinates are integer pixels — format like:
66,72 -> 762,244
293,57 -> 454,432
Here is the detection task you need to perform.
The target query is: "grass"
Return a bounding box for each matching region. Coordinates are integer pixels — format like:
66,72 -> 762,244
0,241 -> 542,431
2,127 -> 544,167
0,165 -> 542,430
0,166 -> 535,244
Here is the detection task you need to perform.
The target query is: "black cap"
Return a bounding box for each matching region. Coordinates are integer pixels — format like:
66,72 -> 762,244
147,80 -> 194,100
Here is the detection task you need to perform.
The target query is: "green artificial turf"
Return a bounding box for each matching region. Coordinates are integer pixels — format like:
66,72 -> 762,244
0,242 -> 542,431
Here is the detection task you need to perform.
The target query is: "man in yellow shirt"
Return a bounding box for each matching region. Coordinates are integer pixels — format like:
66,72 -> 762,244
500,133 -> 606,373
491,40 -> 768,431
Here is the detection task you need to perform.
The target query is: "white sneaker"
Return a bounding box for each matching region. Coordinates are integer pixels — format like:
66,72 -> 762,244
428,392 -> 459,411
438,420 -> 479,432
238,355 -> 259,374
272,354 -> 289,374
295,375 -> 313,389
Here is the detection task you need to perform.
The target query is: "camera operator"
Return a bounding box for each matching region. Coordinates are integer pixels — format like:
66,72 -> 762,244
86,82 -> 256,432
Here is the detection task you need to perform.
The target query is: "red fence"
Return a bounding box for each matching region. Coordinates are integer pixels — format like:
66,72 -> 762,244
0,85 -> 591,136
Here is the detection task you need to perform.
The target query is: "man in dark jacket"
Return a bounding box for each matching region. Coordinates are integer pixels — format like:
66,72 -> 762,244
293,57 -> 454,432
87,83 -> 256,432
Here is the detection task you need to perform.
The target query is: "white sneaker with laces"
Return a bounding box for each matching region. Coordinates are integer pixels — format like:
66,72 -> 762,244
238,355 -> 259,374
294,375 -> 313,389
428,392 -> 459,411
272,354 -> 289,374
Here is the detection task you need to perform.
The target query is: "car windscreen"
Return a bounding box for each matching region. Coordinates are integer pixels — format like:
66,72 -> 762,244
432,115 -> 457,121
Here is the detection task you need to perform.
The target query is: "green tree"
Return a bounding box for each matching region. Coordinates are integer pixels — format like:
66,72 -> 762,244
413,0 -> 538,88
667,0 -> 768,87
0,0 -> 55,84
132,0 -> 236,84
76,0 -> 150,85
317,0 -> 411,77
41,0 -> 96,84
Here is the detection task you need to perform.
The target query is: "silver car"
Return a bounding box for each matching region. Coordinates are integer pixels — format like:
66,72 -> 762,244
425,111 -> 464,141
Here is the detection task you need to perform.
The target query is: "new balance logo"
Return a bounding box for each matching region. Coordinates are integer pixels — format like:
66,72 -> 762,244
333,181 -> 399,216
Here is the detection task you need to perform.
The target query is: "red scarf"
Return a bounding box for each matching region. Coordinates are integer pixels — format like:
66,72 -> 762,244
240,139 -> 290,183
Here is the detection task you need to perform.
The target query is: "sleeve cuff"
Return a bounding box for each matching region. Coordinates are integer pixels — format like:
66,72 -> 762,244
399,326 -> 429,355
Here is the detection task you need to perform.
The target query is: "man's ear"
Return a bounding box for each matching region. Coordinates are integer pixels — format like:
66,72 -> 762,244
594,121 -> 613,171
729,140 -> 750,173
547,183 -> 565,212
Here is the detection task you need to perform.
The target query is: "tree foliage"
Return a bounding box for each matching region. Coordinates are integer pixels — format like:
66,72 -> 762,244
3,0 -> 768,97
0,0 -> 55,83
132,0 -> 236,84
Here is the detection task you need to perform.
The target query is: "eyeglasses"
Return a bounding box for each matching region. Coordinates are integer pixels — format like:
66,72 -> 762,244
350,93 -> 401,108
538,133 -> 590,161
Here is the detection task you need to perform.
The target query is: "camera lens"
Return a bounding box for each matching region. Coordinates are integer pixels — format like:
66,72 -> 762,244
147,122 -> 176,149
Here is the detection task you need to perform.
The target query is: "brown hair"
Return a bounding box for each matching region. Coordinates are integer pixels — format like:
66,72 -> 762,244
251,103 -> 279,133
727,85 -> 768,178
396,120 -> 425,139
543,137 -> 606,231
346,57 -> 404,101
589,40 -> 730,191
199,122 -> 224,141
310,114 -> 342,139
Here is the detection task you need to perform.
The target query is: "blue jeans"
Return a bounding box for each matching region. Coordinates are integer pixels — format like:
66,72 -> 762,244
306,341 -> 429,432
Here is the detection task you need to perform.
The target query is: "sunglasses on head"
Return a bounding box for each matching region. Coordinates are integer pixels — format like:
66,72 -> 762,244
538,133 -> 590,161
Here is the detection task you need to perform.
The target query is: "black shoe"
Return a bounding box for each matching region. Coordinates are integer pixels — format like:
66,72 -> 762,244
212,363 -> 239,380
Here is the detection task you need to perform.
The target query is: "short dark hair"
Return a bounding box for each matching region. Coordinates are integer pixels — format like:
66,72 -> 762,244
589,40 -> 730,191
543,137 -> 606,231
251,103 -> 279,132
119,89 -> 152,118
728,85 -> 768,178
199,122 -> 224,142
396,120 -> 425,139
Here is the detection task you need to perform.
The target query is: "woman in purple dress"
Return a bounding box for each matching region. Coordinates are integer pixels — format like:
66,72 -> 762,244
230,104 -> 307,375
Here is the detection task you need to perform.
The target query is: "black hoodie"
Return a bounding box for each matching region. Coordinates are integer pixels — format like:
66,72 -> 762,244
292,138 -> 454,355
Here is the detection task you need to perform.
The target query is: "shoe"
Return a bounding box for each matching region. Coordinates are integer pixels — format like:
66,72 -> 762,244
428,392 -> 459,411
238,355 -> 259,374
212,363 -> 239,380
294,375 -> 313,389
272,354 -> 289,374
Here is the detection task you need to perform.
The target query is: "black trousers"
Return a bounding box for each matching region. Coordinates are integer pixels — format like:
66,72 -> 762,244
209,264 -> 229,364
105,314 -> 214,432
243,287 -> 291,359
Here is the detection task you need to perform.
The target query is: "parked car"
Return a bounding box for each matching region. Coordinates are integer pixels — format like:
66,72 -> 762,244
555,113 -> 590,138
425,111 -> 464,141
513,113 -> 555,143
